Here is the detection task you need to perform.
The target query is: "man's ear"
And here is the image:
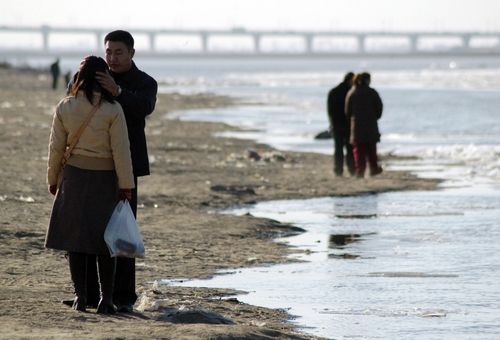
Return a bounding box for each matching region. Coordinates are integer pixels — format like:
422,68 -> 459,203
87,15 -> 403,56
130,48 -> 135,59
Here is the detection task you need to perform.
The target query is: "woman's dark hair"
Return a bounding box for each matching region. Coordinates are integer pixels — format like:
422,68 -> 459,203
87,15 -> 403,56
104,30 -> 134,50
344,72 -> 354,83
69,56 -> 114,105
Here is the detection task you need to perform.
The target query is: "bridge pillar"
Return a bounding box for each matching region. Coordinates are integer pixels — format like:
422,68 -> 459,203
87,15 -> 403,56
201,32 -> 209,53
149,33 -> 156,52
304,34 -> 314,54
462,34 -> 472,48
96,32 -> 104,51
408,34 -> 419,53
41,25 -> 50,52
358,34 -> 367,53
253,34 -> 262,53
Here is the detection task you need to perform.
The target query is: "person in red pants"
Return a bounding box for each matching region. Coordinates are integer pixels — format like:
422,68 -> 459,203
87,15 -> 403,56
345,72 -> 383,178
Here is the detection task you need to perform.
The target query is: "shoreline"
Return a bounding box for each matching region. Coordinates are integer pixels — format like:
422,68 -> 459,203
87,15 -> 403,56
0,67 -> 440,339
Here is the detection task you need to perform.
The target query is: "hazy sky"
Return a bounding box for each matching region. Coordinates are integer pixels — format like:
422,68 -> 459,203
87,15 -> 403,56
3,0 -> 500,32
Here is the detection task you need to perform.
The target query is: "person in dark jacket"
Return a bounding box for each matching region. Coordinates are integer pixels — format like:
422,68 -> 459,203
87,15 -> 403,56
327,72 -> 355,176
60,30 -> 157,313
95,30 -> 157,313
50,58 -> 60,90
345,72 -> 383,178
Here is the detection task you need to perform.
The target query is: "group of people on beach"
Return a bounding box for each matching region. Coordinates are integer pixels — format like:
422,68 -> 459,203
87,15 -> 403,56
45,30 -> 157,314
44,28 -> 384,316
327,72 -> 383,178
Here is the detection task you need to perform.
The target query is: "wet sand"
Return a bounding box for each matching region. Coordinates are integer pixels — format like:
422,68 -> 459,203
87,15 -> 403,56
0,67 -> 439,339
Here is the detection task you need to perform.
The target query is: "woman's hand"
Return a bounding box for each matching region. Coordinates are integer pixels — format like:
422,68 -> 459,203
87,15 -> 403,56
48,185 -> 57,196
119,188 -> 132,201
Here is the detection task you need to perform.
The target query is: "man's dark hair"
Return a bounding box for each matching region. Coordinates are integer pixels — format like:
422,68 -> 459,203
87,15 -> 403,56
104,30 -> 134,50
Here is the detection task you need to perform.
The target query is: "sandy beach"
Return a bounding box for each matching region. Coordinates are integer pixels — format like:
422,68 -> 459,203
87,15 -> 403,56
0,66 -> 439,339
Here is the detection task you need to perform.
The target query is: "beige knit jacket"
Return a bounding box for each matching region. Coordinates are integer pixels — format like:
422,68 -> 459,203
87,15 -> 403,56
47,93 -> 135,189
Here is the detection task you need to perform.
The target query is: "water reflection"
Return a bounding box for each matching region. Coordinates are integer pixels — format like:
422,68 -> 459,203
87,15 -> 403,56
328,194 -> 379,261
328,233 -> 376,260
175,189 -> 500,339
328,233 -> 362,248
328,252 -> 360,259
329,193 -> 379,221
335,213 -> 377,219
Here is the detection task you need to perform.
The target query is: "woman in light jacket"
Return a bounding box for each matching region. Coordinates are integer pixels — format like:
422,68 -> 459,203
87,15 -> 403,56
45,56 -> 134,314
345,72 -> 383,178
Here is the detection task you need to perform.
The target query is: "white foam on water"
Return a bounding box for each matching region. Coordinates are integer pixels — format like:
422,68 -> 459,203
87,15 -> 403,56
218,68 -> 500,92
382,143 -> 500,184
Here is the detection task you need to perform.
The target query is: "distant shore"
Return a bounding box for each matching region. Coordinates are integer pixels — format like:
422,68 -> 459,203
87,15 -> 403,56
0,66 -> 439,339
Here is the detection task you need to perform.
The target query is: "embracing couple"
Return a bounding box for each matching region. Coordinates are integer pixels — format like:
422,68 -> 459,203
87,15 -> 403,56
45,30 -> 157,314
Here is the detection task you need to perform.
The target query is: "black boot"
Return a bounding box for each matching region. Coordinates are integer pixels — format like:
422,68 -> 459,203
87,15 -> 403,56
68,252 -> 87,312
96,255 -> 116,314
62,254 -> 100,308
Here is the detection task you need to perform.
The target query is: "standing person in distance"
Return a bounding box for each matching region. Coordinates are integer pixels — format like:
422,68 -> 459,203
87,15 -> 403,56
95,30 -> 158,313
345,72 -> 383,178
50,58 -> 61,90
327,72 -> 356,177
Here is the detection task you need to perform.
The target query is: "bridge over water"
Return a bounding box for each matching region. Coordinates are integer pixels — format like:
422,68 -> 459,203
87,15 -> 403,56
1,25 -> 499,58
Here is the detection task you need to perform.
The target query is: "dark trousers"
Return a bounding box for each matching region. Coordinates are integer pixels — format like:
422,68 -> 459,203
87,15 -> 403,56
51,75 -> 58,90
84,177 -> 138,306
352,142 -> 379,177
333,129 -> 355,176
68,252 -> 116,304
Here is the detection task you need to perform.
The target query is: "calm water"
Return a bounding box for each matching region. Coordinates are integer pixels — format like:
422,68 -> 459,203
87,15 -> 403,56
152,57 -> 500,339
132,56 -> 500,338
177,188 -> 500,339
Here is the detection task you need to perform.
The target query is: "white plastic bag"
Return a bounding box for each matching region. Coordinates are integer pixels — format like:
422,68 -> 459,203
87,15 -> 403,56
104,200 -> 145,258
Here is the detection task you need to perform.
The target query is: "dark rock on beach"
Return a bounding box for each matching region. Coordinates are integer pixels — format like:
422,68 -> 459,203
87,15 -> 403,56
158,308 -> 236,325
314,129 -> 332,139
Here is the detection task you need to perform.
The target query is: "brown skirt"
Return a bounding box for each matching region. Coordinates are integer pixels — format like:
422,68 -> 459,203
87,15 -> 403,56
45,165 -> 119,255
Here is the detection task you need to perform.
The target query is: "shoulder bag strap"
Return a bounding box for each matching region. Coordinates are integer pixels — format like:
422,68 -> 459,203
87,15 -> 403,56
61,105 -> 99,166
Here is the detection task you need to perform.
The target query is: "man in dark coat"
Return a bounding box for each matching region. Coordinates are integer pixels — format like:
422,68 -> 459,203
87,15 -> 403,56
327,72 -> 355,176
345,72 -> 383,178
94,30 -> 157,312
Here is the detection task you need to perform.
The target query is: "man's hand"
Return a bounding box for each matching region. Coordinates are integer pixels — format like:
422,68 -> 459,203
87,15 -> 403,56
48,185 -> 57,196
119,188 -> 132,201
95,71 -> 120,96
